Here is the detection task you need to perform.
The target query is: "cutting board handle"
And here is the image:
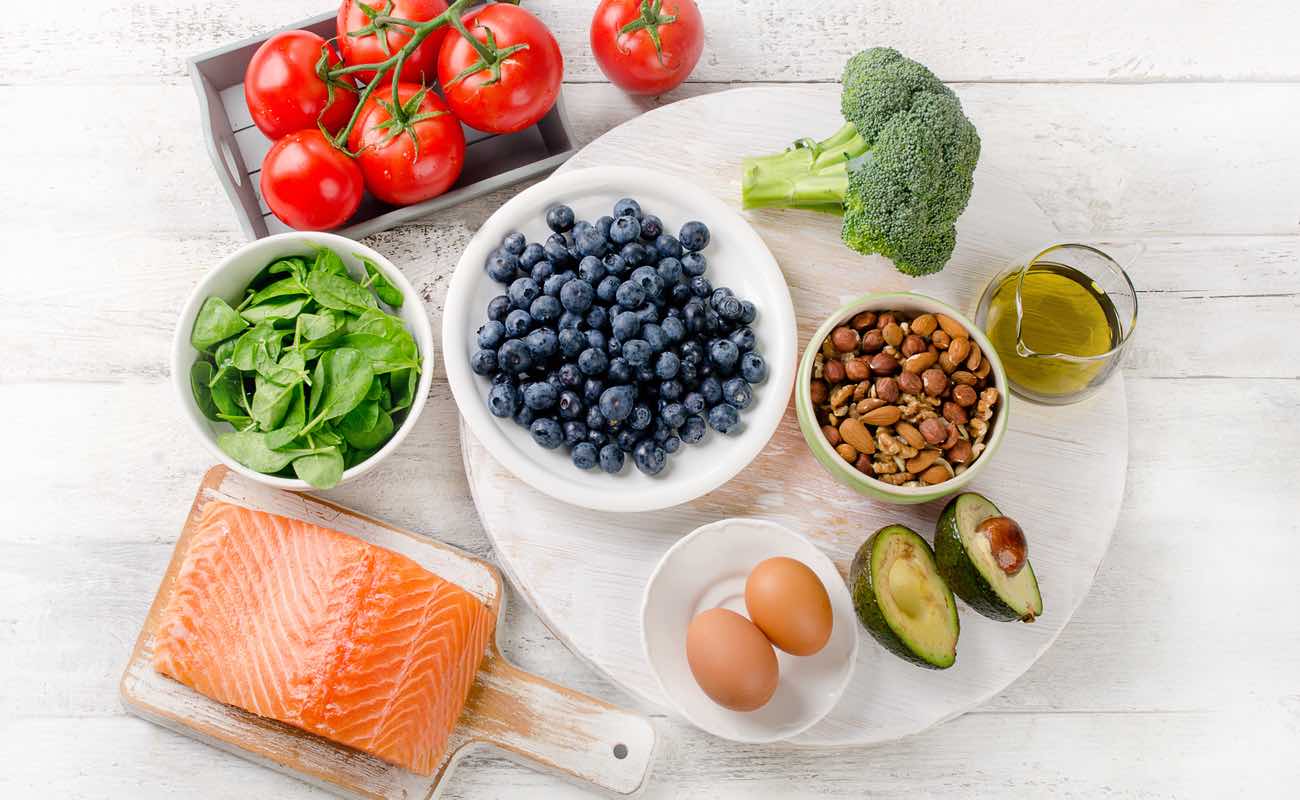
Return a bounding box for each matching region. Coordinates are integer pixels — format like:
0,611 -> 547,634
458,648 -> 656,796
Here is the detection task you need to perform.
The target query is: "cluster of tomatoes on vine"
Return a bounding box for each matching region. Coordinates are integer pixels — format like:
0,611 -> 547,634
242,0 -> 704,231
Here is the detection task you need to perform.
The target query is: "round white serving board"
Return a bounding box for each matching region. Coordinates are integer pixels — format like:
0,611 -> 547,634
462,86 -> 1128,747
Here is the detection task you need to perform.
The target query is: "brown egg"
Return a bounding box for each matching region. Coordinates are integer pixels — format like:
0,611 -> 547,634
745,557 -> 833,656
685,608 -> 779,712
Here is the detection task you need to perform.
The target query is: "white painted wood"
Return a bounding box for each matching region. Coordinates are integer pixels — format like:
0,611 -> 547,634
466,87 -> 1130,745
2,0 -> 1299,796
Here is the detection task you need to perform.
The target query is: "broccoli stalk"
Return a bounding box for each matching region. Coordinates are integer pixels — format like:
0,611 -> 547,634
741,48 -> 981,277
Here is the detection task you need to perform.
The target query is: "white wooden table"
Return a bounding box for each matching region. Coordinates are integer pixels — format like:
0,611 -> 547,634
2,2 -> 1298,796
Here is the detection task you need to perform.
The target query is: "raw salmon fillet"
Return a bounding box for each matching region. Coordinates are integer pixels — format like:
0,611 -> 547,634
152,500 -> 496,774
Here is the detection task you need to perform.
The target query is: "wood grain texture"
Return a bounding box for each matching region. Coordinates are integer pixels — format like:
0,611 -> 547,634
2,0 -> 1299,796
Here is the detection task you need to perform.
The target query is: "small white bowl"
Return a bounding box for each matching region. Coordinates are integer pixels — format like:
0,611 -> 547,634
443,166 -> 797,513
171,232 -> 435,491
641,518 -> 859,743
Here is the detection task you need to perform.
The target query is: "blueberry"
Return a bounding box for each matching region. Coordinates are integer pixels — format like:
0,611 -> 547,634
595,215 -> 614,240
680,414 -> 707,443
680,339 -> 705,365
690,275 -> 712,298
583,378 -> 605,404
530,417 -> 564,449
519,242 -> 547,269
513,402 -> 536,426
530,295 -> 562,324
574,227 -> 607,258
632,440 -> 667,475
613,198 -> 642,219
707,403 -> 740,433
637,366 -> 657,385
504,309 -> 532,337
740,352 -> 768,384
558,362 -> 583,387
722,377 -> 753,409
558,328 -> 586,358
728,326 -> 756,352
488,383 -> 520,417
616,280 -> 646,309
525,327 -> 558,359
530,260 -> 555,285
634,303 -> 660,324
491,371 -> 516,386
588,430 -> 609,447
630,265 -> 664,299
470,349 -> 497,375
545,205 -> 574,232
577,347 -> 609,376
642,323 -> 666,353
598,443 -> 625,473
740,300 -> 758,324
485,250 -> 520,283
477,320 -> 506,349
652,426 -> 670,444
603,253 -> 629,277
653,234 -> 683,260
586,406 -> 607,431
572,220 -> 593,238
577,328 -> 601,350
709,286 -> 735,309
717,295 -> 744,321
629,404 -> 653,431
661,316 -> 686,344
609,215 -> 641,244
599,385 -> 636,423
660,379 -> 684,401
502,231 -> 527,255
655,351 -> 680,380
558,390 -> 584,420
704,306 -> 723,334
606,337 -> 623,356
523,382 -> 558,411
543,235 -> 572,265
660,402 -> 686,429
709,339 -> 740,374
666,435 -> 683,454
669,283 -> 693,306
656,257 -> 683,286
679,360 -> 698,386
543,271 -> 574,297
497,339 -> 533,373
561,279 -> 595,314
619,242 -> 648,267
683,391 -> 706,415
607,357 -> 632,384
700,376 -> 723,405
616,428 -> 640,453
683,302 -> 705,334
679,221 -> 710,251
486,295 -> 511,322
639,214 -> 663,240
596,275 -> 621,304
611,310 -> 641,342
578,255 -> 607,284
623,339 -> 652,367
563,420 -> 588,447
570,442 -> 598,470
681,252 -> 707,277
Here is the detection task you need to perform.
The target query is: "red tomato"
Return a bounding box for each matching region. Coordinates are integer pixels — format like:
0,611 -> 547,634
436,4 -> 563,134
245,31 -> 359,139
260,130 -> 364,231
590,0 -> 703,95
337,0 -> 449,84
347,83 -> 466,206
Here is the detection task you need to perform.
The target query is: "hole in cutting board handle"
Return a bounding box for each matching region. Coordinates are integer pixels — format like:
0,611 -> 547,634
613,743 -> 628,759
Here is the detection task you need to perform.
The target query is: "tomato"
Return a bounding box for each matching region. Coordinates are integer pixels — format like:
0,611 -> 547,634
337,0 -> 449,84
260,130 -> 364,231
347,83 -> 466,206
436,4 -> 563,134
590,0 -> 703,95
245,31 -> 359,139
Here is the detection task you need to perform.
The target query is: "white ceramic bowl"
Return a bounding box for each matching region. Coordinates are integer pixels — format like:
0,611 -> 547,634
171,231 -> 435,491
443,166 -> 797,513
641,519 -> 859,743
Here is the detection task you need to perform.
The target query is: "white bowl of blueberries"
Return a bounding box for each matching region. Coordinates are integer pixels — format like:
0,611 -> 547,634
443,166 -> 797,513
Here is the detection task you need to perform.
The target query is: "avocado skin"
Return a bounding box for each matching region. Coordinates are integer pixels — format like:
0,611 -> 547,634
933,494 -> 1041,622
849,525 -> 958,670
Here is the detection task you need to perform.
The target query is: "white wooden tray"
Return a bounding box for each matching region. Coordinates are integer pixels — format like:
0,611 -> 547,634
121,466 -> 656,797
463,86 -> 1128,747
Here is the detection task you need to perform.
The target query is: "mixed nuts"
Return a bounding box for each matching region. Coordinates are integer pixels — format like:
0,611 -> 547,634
810,309 -> 999,487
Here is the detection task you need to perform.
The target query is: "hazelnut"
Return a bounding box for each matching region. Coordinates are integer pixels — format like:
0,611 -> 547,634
897,371 -> 923,395
919,417 -> 947,445
821,425 -> 842,446
952,384 -> 977,407
921,368 -> 948,397
946,439 -> 973,464
976,516 -> 1028,576
876,312 -> 897,329
901,334 -> 927,357
824,359 -> 846,384
868,352 -> 899,375
851,310 -> 877,330
810,379 -> 829,405
861,329 -> 886,353
830,326 -> 859,353
875,376 -> 900,403
854,454 -> 873,474
943,401 -> 969,424
844,358 -> 870,381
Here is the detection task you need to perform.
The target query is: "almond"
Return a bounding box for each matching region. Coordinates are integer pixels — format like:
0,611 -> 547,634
903,351 -> 938,373
906,448 -> 940,474
839,418 -> 876,453
937,314 -> 969,339
910,313 -> 938,337
862,405 -> 903,426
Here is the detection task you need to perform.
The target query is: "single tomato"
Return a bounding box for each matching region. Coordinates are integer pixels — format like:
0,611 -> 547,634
590,0 -> 703,95
260,129 -> 364,231
436,4 -> 563,134
347,83 -> 466,206
245,30 -> 358,139
337,0 -> 450,84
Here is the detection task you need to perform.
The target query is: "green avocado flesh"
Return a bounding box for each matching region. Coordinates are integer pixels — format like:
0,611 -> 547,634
934,493 -> 1044,622
850,525 -> 959,669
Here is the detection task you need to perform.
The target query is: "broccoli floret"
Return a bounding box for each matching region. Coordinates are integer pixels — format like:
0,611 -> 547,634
741,47 -> 980,277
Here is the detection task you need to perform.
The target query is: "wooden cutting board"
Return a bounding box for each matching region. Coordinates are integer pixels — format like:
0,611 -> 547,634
120,465 -> 656,799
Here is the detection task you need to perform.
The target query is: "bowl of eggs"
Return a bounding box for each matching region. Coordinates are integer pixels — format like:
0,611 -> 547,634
640,519 -> 859,742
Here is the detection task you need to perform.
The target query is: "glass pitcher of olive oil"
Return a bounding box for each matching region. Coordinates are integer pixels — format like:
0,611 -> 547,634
975,244 -> 1137,404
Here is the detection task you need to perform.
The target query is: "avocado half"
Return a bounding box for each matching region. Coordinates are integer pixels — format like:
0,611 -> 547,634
849,524 -> 960,670
934,493 -> 1044,622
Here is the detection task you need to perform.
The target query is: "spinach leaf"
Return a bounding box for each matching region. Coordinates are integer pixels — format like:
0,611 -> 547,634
251,373 -> 295,431
268,256 -> 310,283
303,347 -> 374,433
263,384 -> 305,450
307,270 -> 378,314
232,321 -> 285,372
240,295 -> 310,325
209,366 -> 245,418
190,361 -> 221,421
359,256 -> 404,308
218,430 -> 327,473
389,368 -> 418,412
314,247 -> 348,277
348,309 -> 415,354
257,349 -> 309,386
191,297 -> 248,351
340,398 -> 379,433
340,404 -> 394,450
291,446 -> 345,489
241,275 -> 308,309
336,333 -> 421,374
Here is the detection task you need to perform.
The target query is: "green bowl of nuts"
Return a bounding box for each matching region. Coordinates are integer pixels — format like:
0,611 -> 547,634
795,292 -> 1010,504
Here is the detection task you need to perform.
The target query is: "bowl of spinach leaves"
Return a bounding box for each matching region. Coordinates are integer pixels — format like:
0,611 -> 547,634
173,232 -> 433,490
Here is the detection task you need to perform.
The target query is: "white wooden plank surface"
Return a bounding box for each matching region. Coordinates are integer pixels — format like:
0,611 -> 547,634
2,0 -> 1299,797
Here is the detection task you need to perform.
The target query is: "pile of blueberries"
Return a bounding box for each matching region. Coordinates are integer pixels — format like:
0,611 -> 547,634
470,197 -> 768,476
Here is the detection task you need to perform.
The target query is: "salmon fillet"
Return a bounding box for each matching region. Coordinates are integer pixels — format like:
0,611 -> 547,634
153,500 -> 496,774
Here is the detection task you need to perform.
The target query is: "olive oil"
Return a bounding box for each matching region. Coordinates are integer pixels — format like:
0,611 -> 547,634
983,261 -> 1123,400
